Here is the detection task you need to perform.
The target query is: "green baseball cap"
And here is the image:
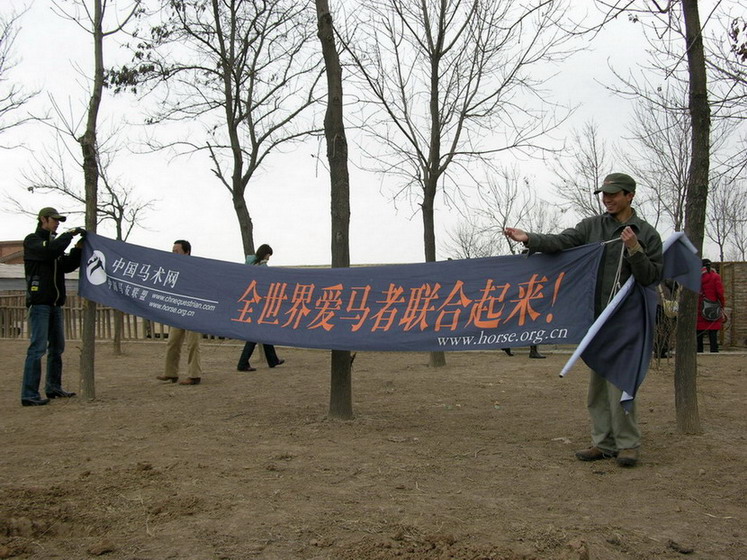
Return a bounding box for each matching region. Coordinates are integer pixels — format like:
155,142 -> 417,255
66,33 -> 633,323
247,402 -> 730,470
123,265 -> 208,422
594,173 -> 636,194
38,207 -> 67,221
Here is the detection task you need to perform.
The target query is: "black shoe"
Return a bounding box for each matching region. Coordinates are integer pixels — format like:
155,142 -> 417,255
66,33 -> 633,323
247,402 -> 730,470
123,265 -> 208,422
529,351 -> 546,359
237,366 -> 257,372
22,397 -> 50,407
502,348 -> 514,357
269,359 -> 285,368
46,389 -> 77,399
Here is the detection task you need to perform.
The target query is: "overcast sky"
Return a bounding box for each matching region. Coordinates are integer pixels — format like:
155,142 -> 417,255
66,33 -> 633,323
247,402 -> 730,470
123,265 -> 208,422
0,2 -> 661,266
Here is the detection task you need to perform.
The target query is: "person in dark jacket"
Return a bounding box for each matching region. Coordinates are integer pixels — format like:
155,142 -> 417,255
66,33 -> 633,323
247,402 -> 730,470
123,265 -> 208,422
236,244 -> 285,371
504,173 -> 662,467
21,207 -> 86,406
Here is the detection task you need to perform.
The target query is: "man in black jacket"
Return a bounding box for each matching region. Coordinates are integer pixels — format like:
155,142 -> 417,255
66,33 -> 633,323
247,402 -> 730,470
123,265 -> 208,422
21,207 -> 86,406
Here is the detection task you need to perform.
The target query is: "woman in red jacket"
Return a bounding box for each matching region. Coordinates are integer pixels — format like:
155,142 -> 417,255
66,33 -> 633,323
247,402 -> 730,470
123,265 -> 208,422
697,259 -> 725,353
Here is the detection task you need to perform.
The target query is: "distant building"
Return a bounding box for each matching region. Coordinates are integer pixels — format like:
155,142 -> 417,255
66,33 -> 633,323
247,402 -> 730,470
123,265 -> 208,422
0,240 -> 24,264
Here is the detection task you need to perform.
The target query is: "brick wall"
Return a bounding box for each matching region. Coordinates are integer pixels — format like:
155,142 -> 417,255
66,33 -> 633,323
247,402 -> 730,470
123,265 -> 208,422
719,262 -> 747,348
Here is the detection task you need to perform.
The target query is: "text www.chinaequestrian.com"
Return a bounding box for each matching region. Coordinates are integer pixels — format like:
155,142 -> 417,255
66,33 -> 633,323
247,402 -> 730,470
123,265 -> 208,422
148,293 -> 217,317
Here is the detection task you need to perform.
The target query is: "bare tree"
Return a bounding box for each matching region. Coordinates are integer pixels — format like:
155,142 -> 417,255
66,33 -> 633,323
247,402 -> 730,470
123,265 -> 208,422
584,1 -> 719,433
108,0 -> 323,256
51,0 -> 142,399
552,120 -> 609,219
622,86 -> 691,232
726,199 -> 747,261
315,0 -> 353,420
442,215 -> 497,260
706,174 -> 747,261
444,167 -> 564,258
704,10 -> 747,177
677,0 -> 710,434
0,9 -> 36,142
17,128 -> 156,355
345,0 -> 575,367
18,131 -> 155,239
478,168 -> 564,253
621,80 -> 736,236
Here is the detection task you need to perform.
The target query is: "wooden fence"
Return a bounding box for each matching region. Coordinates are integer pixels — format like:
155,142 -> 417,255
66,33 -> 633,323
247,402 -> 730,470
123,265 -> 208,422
0,292 -> 175,341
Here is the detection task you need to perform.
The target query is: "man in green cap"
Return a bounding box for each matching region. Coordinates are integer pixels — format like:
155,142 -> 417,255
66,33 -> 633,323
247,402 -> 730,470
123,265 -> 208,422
504,173 -> 662,467
21,207 -> 86,406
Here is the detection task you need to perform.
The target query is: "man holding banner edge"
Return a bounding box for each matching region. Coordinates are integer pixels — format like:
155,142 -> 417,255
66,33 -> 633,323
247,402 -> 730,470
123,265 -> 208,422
505,172 -> 663,467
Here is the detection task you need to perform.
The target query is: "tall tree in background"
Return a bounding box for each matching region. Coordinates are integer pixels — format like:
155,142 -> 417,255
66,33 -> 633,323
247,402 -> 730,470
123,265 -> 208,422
442,214 -> 496,259
623,86 -> 691,232
721,178 -> 747,260
52,0 -> 142,398
444,168 -> 563,258
552,120 -> 609,219
108,0 -> 322,256
613,80 -> 733,235
315,0 -> 353,419
477,168 -> 564,255
345,0 -> 574,367
705,175 -> 746,261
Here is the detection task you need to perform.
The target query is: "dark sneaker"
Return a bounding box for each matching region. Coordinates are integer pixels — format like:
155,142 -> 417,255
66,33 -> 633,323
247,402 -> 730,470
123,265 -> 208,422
575,446 -> 616,461
616,448 -> 639,467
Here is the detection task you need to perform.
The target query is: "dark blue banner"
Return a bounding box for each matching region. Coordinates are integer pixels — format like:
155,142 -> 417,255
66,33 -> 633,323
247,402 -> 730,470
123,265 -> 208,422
79,233 -> 603,352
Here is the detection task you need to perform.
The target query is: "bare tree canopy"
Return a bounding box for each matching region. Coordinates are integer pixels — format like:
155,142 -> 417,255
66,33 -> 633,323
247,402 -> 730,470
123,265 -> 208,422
107,0 -> 323,255
444,167 -> 564,259
623,84 -> 692,232
705,174 -> 747,261
551,120 -> 609,219
0,9 -> 37,142
344,0 -> 576,261
14,129 -> 156,241
591,1 -> 746,179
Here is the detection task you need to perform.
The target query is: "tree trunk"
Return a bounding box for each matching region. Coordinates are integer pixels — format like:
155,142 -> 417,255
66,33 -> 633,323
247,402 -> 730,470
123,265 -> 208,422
234,193 -> 255,257
113,309 -> 123,356
425,42 -> 445,369
78,0 -> 105,401
316,0 -> 353,420
423,182 -> 445,368
675,0 -> 709,434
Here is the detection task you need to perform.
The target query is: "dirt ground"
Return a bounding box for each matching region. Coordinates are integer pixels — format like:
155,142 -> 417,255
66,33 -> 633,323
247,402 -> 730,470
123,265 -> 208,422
1,339 -> 745,560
